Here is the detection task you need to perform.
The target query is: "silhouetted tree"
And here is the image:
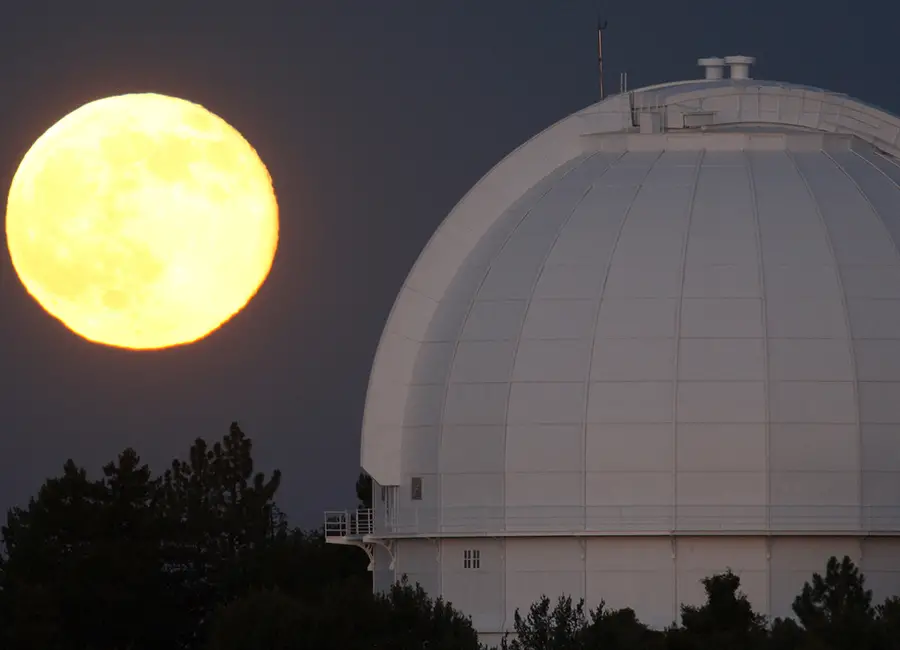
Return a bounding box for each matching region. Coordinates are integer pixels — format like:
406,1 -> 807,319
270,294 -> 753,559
0,423 -> 286,650
768,617 -> 807,650
206,587 -> 310,650
157,423 -> 283,645
206,577 -> 484,650
0,451 -> 180,649
791,555 -> 877,650
501,594 -> 588,649
500,594 -> 661,650
355,470 -> 372,509
582,604 -> 662,649
874,596 -> 900,650
668,570 -> 767,650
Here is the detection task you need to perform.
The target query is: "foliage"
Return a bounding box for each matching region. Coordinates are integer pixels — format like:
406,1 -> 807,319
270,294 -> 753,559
668,570 -> 768,650
790,555 -> 876,650
206,587 -> 310,650
5,424 -> 900,650
355,470 -> 372,509
500,593 -> 663,650
206,578 -> 484,650
0,423 -> 325,650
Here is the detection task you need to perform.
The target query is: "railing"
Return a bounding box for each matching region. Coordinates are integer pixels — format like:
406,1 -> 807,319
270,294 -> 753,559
324,505 -> 900,538
324,508 -> 374,539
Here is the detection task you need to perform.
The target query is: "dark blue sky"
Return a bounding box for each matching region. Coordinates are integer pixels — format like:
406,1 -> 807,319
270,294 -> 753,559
0,1 -> 896,528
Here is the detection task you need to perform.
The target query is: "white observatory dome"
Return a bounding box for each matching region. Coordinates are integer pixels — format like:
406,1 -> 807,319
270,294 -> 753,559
330,55 -> 900,641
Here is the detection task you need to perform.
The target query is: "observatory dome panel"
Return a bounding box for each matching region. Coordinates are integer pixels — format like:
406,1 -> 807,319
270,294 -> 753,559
392,137 -> 900,536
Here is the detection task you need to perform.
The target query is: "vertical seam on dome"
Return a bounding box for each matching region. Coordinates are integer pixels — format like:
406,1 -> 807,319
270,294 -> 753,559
496,152 -> 624,539
843,150 -> 900,259
826,148 -> 900,535
851,149 -> 900,195
580,152 -> 663,537
870,150 -> 900,183
671,150 -> 705,545
433,153 -> 598,541
744,151 -> 771,536
788,149 -> 864,533
745,151 -> 774,616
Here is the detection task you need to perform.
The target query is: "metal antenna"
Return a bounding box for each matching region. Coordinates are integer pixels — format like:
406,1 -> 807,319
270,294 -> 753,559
597,16 -> 608,100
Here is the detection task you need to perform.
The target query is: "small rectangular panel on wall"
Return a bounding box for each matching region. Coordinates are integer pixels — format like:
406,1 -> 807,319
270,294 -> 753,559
585,471 -> 674,532
532,264 -> 606,300
861,539 -> 900,604
859,380 -> 900,530
767,338 -> 853,382
410,341 -> 456,384
396,473 -> 439,534
395,540 -> 439,597
477,236 -> 560,301
793,151 -> 899,267
443,383 -> 509,426
557,178 -> 636,238
675,420 -> 766,530
460,301 -> 529,342
401,426 -> 439,476
505,471 -> 584,532
586,423 -> 673,472
769,538 -> 862,620
861,423 -> 900,528
508,382 -> 586,425
441,539 -> 504,632
520,300 -> 597,340
585,537 -> 675,629
592,338 -> 676,381
401,385 -> 445,428
505,538 -> 585,629
513,339 -> 592,382
440,426 -> 505,475
506,424 -> 583,473
373,545 -> 396,595
769,471 -> 859,531
677,338 -> 765,381
450,341 -> 517,384
675,538 -> 768,618
440,473 -> 502,533
676,381 -> 765,424
588,381 -> 674,423
683,264 -> 760,299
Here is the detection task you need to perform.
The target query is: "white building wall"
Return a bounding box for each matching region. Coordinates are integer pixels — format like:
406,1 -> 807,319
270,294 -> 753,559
381,141 -> 900,538
389,536 -> 900,637
353,77 -> 900,644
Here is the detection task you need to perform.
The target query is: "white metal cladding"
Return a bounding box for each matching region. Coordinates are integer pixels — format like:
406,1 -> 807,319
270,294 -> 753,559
351,72 -> 900,641
391,536 -> 900,633
376,138 -> 900,537
362,78 -> 900,488
361,75 -> 900,537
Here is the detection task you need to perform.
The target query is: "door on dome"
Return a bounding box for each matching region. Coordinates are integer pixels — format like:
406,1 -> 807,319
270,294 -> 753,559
382,484 -> 399,531
411,476 -> 423,501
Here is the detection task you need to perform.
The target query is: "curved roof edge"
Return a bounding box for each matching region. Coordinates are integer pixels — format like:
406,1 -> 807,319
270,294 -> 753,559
360,77 -> 900,486
360,110 -> 586,485
578,79 -> 900,158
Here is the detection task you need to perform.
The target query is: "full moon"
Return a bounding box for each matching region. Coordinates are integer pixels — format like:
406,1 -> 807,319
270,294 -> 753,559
4,93 -> 279,350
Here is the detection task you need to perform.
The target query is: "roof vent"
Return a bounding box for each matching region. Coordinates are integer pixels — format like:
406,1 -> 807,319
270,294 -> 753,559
697,57 -> 726,80
725,55 -> 756,80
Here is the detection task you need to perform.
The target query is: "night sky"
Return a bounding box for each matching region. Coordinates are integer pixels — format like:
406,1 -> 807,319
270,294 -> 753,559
0,1 -> 897,529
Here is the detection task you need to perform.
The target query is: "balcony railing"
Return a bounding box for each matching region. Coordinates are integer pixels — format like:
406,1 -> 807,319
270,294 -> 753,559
324,508 -> 374,539
325,505 -> 900,538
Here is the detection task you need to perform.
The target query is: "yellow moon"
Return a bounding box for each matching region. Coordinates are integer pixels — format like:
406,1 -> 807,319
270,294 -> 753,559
4,93 -> 279,350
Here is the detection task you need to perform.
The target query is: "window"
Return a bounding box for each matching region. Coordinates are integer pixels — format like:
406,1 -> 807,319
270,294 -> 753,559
463,549 -> 480,570
411,477 -> 423,501
380,486 -> 387,502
